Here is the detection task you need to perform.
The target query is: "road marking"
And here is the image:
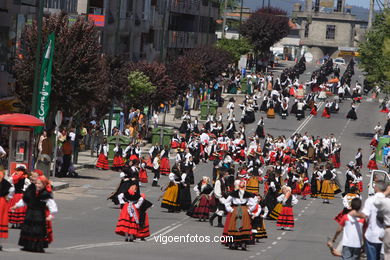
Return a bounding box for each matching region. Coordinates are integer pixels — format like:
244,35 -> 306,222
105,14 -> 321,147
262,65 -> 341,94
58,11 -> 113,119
272,241 -> 278,245
292,102 -> 324,136
93,207 -> 102,211
305,206 -> 308,209
298,214 -> 302,217
249,256 -> 255,259
282,232 -> 286,235
295,218 -> 298,221
147,223 -> 184,241
268,246 -> 272,249
301,210 -> 305,213
277,236 -> 282,240
256,252 -> 261,255
262,249 -> 267,252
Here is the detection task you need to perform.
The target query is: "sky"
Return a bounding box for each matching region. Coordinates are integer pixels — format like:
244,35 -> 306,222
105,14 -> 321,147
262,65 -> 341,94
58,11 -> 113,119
346,0 -> 369,8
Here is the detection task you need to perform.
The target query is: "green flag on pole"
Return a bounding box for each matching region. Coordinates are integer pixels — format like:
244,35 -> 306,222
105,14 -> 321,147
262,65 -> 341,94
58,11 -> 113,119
36,33 -> 55,132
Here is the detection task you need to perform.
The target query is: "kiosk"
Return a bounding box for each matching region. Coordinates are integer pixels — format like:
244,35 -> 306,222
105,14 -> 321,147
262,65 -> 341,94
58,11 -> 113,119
0,113 -> 44,174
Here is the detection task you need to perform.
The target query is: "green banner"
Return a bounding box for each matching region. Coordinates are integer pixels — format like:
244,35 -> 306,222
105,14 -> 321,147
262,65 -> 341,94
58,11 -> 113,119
36,33 -> 55,131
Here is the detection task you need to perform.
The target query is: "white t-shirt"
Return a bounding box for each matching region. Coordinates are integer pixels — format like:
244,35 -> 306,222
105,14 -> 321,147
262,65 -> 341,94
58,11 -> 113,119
362,193 -> 385,244
69,132 -> 76,142
340,214 -> 365,248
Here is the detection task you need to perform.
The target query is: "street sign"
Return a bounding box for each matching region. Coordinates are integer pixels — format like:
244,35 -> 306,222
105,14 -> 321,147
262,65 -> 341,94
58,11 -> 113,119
55,110 -> 63,127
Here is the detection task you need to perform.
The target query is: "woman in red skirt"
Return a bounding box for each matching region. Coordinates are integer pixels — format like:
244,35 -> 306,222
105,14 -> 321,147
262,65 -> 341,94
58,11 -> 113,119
138,158 -> 148,183
276,186 -> 298,230
115,185 -> 153,242
159,147 -> 170,176
310,103 -> 318,116
367,150 -> 378,170
112,145 -> 125,171
301,177 -> 311,200
96,139 -> 109,170
321,104 -> 331,118
0,171 -> 12,251
8,168 -> 28,229
187,177 -> 213,221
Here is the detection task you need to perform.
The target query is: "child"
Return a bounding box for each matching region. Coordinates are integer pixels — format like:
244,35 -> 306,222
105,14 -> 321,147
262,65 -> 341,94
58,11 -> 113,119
301,176 -> 311,200
367,150 -> 378,170
112,145 -> 125,171
96,139 -> 109,170
138,157 -> 148,183
8,167 -> 29,229
251,195 -> 268,243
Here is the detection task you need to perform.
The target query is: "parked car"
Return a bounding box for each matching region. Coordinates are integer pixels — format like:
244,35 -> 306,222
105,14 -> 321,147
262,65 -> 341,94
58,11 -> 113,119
333,58 -> 346,66
368,169 -> 390,196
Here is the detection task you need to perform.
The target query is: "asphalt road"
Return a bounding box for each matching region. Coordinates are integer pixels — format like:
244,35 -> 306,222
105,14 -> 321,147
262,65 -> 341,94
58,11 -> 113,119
2,63 -> 385,260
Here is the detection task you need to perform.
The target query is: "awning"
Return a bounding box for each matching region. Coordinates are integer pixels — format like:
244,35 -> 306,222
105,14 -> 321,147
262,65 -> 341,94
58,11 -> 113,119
0,113 -> 45,126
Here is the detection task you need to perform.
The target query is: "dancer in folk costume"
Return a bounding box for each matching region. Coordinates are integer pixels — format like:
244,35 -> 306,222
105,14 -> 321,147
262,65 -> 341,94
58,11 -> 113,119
320,165 -> 337,203
160,168 -> 181,212
12,176 -> 58,253
112,145 -> 125,171
276,186 -> 298,230
0,171 -> 13,251
222,180 -> 257,250
115,184 -> 152,242
355,148 -> 363,169
251,195 -> 268,243
334,186 -> 360,225
96,139 -> 109,170
367,149 -> 378,170
8,167 -> 30,229
346,102 -> 358,120
138,157 -> 148,183
310,102 -> 318,116
321,101 -> 331,118
159,146 -> 171,176
265,172 -> 282,220
209,170 -> 229,227
310,166 -> 322,198
187,177 -> 213,221
301,176 -> 311,200
255,117 -> 265,138
331,143 -> 341,168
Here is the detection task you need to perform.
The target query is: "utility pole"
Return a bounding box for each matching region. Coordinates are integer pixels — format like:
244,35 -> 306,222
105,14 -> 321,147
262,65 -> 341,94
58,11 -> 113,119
31,0 -> 44,116
262,0 -> 265,8
385,0 -> 389,8
221,0 -> 228,39
368,0 -> 374,29
268,0 -> 270,8
160,0 -> 170,61
239,0 -> 244,39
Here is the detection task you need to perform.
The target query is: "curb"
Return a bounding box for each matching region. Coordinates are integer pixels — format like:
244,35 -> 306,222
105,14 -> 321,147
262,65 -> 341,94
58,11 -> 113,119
52,181 -> 69,191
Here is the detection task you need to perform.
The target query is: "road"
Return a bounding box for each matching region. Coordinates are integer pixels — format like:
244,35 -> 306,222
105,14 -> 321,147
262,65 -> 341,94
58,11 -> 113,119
3,63 -> 384,260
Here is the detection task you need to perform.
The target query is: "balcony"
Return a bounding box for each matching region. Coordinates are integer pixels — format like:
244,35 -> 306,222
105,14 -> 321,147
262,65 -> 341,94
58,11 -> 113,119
170,0 -> 200,16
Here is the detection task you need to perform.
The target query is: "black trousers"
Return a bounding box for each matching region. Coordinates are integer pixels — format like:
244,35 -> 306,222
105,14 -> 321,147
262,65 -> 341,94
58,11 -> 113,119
60,154 -> 71,175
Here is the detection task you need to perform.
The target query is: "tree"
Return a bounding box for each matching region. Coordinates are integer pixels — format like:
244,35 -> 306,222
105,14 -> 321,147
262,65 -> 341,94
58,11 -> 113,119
126,71 -> 156,107
359,11 -> 390,90
240,7 -> 290,54
128,62 -> 176,108
14,12 -> 107,125
184,46 -> 234,83
166,55 -> 197,94
215,38 -> 253,63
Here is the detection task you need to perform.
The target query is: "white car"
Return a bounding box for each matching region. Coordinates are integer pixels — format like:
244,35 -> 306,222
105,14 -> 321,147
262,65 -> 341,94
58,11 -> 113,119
333,58 -> 346,66
368,169 -> 390,196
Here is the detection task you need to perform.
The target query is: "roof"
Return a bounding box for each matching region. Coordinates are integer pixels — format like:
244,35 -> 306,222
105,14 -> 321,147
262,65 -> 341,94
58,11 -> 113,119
0,113 -> 45,126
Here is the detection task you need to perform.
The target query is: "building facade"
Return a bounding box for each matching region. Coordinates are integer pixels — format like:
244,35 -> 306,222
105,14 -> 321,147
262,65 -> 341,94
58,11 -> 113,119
292,0 -> 367,61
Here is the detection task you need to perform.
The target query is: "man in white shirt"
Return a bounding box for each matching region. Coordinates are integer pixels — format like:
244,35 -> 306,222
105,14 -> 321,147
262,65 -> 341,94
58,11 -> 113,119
358,181 -> 386,260
374,185 -> 390,259
330,198 -> 364,260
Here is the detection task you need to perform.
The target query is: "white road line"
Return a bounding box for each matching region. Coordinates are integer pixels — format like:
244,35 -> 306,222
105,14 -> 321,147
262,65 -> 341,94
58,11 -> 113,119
249,256 -> 255,259
301,210 -> 305,213
305,206 -> 308,209
277,236 -> 282,240
93,207 -> 102,211
298,214 -> 302,217
268,246 -> 272,249
147,223 -> 184,241
272,241 -> 278,245
282,232 -> 286,235
262,249 -> 267,252
292,101 -> 324,136
295,218 -> 298,221
256,252 -> 261,255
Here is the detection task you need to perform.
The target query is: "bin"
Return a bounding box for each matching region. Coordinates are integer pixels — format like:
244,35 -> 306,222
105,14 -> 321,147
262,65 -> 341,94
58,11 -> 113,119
200,100 -> 219,120
240,78 -> 248,94
151,127 -> 174,148
107,135 -> 131,163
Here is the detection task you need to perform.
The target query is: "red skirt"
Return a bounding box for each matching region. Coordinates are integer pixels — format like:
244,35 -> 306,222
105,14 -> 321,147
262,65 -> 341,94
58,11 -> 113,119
292,183 -> 301,195
191,195 -> 211,219
334,208 -> 349,225
113,156 -> 125,168
367,159 -> 378,170
219,143 -> 228,151
301,184 -> 311,196
180,142 -> 186,150
276,206 -> 294,228
137,212 -> 150,238
381,108 -> 389,113
322,108 -> 330,118
310,107 -> 317,116
171,141 -> 180,149
370,138 -> 378,147
115,203 -> 139,236
160,157 -> 170,176
8,193 -> 26,224
332,154 -> 341,168
221,212 -> 232,245
264,182 -> 269,196
129,154 -> 139,162
96,154 -> 109,170
0,196 -> 8,238
139,169 -> 148,183
45,209 -> 53,243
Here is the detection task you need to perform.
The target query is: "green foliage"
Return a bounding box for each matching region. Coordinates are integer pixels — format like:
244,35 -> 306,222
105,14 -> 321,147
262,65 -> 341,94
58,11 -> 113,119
358,11 -> 390,90
215,38 -> 253,62
127,71 -> 156,105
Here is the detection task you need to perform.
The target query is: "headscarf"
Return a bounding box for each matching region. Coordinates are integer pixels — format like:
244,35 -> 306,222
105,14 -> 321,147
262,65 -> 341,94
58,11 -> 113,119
38,175 -> 52,193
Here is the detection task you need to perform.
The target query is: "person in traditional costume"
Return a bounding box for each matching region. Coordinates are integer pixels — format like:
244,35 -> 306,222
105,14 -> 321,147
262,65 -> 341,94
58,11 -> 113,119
265,172 -> 282,220
266,99 -> 275,119
355,148 -> 363,169
222,180 -> 257,250
0,171 -> 13,251
160,168 -> 181,212
331,143 -> 341,168
334,186 -> 360,225
321,101 -> 331,118
159,146 -> 170,176
138,157 -> 148,183
310,166 -> 321,198
301,176 -> 311,200
346,102 -> 358,120
255,117 -> 265,138
276,186 -> 298,230
367,149 -> 378,170
187,177 -> 213,221
251,195 -> 268,243
296,99 -> 306,121
115,185 -> 152,242
12,176 -> 57,253
112,145 -> 125,171
108,162 -> 138,205
320,165 -> 337,203
8,167 -> 29,229
280,99 -> 289,119
209,170 -> 228,227
152,153 -> 161,187
96,139 -> 109,170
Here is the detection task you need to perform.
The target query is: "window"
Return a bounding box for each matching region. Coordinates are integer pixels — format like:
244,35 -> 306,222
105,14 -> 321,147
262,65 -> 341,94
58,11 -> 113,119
326,25 -> 336,40
304,24 -> 309,37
